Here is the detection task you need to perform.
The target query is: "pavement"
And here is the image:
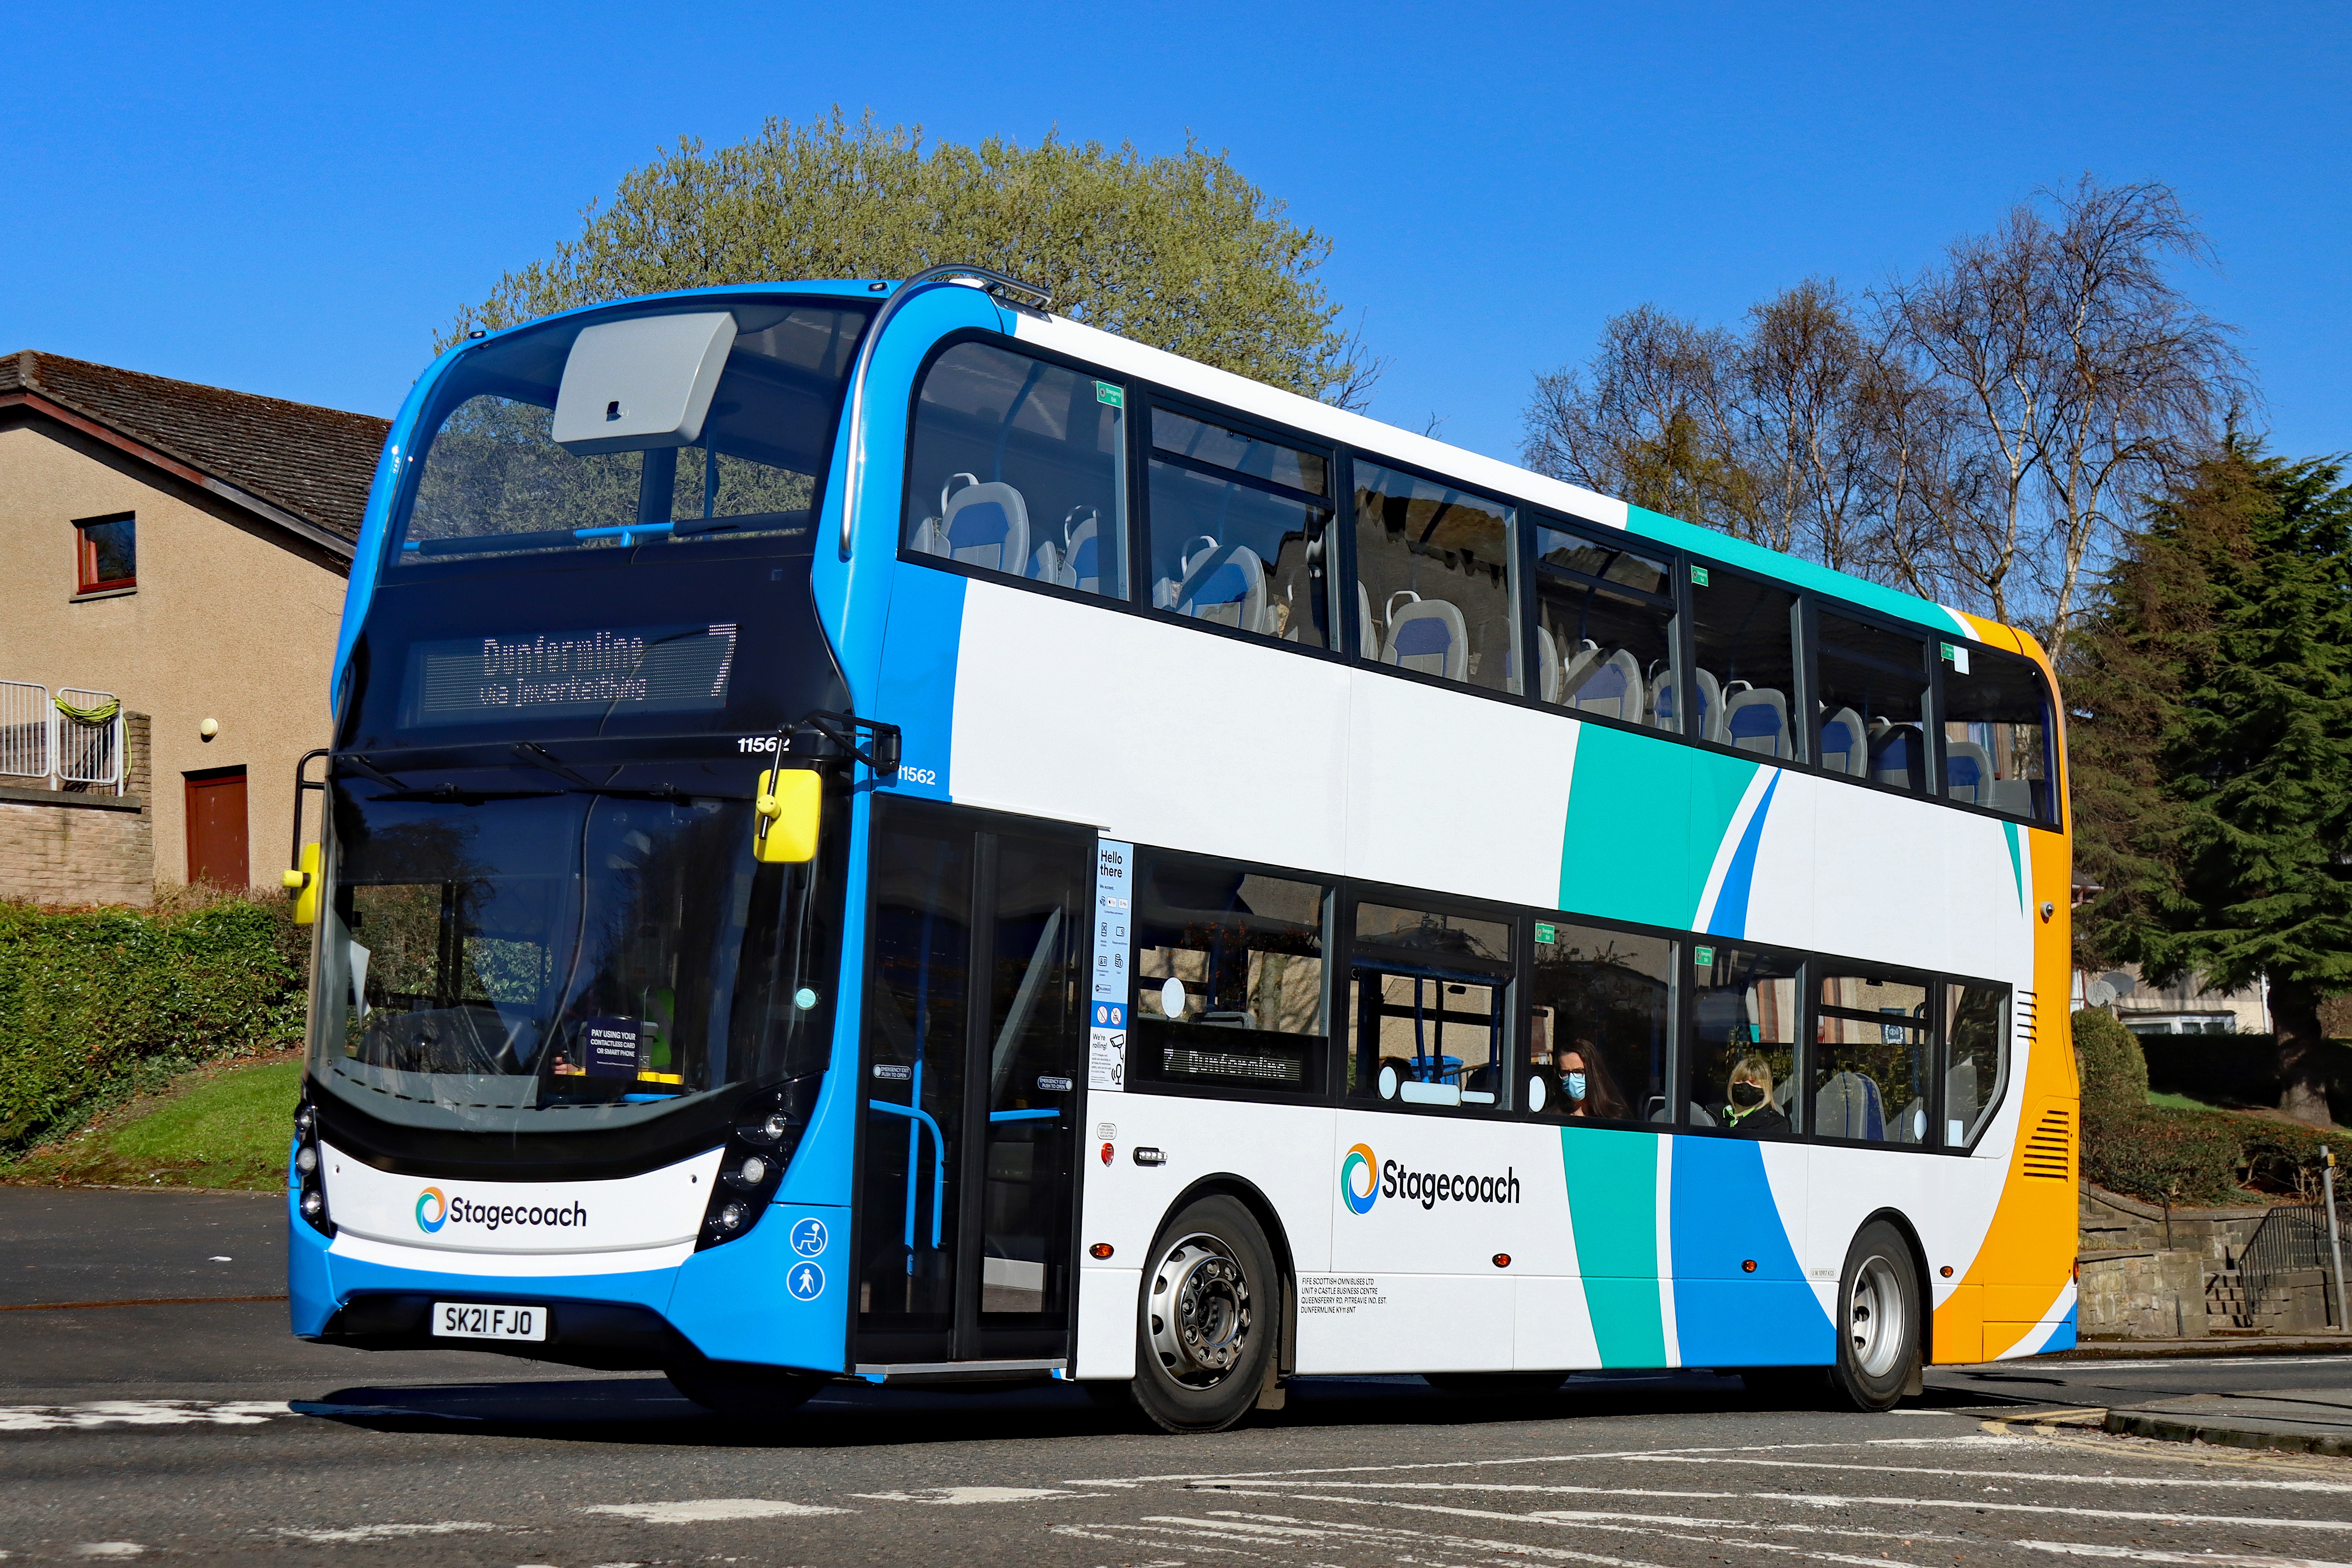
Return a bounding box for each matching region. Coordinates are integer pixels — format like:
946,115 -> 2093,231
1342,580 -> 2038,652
17,1185 -> 2352,1565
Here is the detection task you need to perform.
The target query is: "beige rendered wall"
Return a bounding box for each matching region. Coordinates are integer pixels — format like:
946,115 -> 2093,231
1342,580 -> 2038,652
0,424 -> 346,894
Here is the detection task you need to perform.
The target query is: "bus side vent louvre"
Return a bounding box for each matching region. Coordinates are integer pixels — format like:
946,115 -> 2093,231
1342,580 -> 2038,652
2016,988 -> 2039,1046
2020,1105 -> 2071,1180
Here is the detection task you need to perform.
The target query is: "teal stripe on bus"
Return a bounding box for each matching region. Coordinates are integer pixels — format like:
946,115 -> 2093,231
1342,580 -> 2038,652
1559,1127 -> 1666,1367
1622,505 -> 1975,639
1561,725 -> 1757,933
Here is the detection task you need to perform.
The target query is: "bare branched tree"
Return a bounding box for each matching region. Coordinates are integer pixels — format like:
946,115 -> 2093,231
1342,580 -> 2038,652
1523,177 -> 2250,648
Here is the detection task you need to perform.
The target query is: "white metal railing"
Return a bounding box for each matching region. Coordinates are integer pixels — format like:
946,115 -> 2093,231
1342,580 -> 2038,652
0,682 -> 124,792
54,689 -> 122,788
0,681 -> 48,779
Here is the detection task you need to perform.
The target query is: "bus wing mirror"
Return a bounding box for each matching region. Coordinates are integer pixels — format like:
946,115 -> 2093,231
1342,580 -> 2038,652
753,768 -> 821,864
284,843 -> 321,925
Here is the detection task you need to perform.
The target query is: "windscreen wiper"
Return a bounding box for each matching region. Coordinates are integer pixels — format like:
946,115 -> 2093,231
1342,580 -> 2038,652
509,743 -> 696,802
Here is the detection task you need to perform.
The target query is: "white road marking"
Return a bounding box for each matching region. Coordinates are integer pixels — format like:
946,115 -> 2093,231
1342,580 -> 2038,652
582,1499 -> 851,1523
2013,1357 -> 2352,1372
1191,1489 -> 1953,1568
2017,1544 -> 2352,1568
276,1522 -> 511,1544
1065,1435 -> 2011,1488
1194,1479 -> 2352,1537
74,1549 -> 143,1560
853,1486 -> 1080,1505
0,1401 -> 290,1432
1627,1454 -> 2352,1493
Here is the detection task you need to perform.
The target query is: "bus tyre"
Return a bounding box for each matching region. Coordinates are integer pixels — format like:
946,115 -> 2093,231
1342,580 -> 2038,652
665,1360 -> 826,1421
1129,1195 -> 1279,1434
1829,1221 -> 1921,1412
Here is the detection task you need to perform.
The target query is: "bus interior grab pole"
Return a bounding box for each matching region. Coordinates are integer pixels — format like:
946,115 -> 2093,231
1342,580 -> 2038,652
839,264 -> 1053,559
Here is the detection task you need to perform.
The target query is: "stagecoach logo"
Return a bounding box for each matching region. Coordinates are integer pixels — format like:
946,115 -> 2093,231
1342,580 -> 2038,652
1339,1144 -> 1379,1215
412,1186 -> 589,1235
1339,1148 -> 1523,1215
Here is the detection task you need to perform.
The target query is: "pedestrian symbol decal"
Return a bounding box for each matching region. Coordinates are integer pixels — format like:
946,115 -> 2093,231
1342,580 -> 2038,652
788,1261 -> 826,1301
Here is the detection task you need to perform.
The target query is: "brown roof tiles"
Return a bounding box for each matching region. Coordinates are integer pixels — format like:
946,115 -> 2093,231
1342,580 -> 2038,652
0,350 -> 389,546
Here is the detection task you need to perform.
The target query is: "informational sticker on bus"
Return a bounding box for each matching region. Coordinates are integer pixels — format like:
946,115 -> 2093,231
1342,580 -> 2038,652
402,623 -> 738,725
1090,838 -> 1132,1092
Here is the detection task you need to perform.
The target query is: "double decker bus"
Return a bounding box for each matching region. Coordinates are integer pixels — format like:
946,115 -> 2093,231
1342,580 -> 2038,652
285,266 -> 2077,1431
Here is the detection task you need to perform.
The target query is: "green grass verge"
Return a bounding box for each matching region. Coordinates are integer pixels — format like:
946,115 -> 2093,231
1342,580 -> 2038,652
0,1055 -> 300,1190
2147,1089 -> 2225,1112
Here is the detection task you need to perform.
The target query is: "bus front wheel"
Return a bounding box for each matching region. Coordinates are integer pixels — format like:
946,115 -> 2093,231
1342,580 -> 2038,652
1829,1221 -> 1921,1411
1127,1195 -> 1279,1434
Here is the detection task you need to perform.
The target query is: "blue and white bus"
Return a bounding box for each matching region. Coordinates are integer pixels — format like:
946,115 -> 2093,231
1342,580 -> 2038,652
285,267 -> 2079,1432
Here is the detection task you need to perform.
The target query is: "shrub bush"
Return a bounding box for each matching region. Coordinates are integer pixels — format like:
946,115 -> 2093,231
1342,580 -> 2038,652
0,887 -> 309,1153
2077,1008 -> 2352,1206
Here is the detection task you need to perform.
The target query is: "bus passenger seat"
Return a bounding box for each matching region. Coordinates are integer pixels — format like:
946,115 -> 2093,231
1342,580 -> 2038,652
1039,507 -> 1102,593
1562,638 -> 1602,698
1721,684 -> 1791,758
1382,593 -> 1470,681
1820,707 -> 1866,777
1869,722 -> 1924,790
1816,1070 -> 1885,1140
1569,649 -> 1644,724
1175,540 -> 1271,634
938,473 -> 1030,575
1944,739 -> 1995,806
1536,626 -> 1562,704
1988,778 -> 2033,817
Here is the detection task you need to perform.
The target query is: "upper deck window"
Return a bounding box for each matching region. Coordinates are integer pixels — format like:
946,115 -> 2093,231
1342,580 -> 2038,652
1531,520 -> 1674,726
1146,409 -> 1332,647
1351,464 -> 1518,693
392,300 -> 868,567
903,343 -> 1127,597
1941,643 -> 2056,824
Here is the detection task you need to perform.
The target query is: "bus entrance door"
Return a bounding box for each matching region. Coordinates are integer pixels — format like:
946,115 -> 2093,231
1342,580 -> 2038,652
854,800 -> 1090,1370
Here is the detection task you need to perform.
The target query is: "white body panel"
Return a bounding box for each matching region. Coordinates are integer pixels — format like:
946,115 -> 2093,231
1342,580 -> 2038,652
320,1142 -> 721,1256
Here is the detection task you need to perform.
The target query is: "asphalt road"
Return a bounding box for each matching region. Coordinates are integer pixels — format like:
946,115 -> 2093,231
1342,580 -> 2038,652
11,1186 -> 2352,1567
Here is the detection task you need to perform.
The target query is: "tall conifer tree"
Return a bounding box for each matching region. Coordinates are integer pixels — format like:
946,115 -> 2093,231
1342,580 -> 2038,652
2073,444 -> 2352,1125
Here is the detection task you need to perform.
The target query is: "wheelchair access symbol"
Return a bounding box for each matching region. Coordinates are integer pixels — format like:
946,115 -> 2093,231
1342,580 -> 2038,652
789,1217 -> 828,1257
787,1261 -> 826,1302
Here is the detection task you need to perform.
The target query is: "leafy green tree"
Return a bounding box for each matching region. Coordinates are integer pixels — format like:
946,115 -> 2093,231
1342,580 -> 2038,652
2072,443 -> 2352,1125
444,109 -> 1377,406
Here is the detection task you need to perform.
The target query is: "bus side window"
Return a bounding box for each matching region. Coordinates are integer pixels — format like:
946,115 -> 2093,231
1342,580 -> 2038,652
1813,971 -> 1932,1145
1351,463 -> 1518,693
902,343 -> 1127,599
1940,645 -> 2056,824
1530,520 -> 1676,728
1129,852 -> 1329,1095
1941,982 -> 2008,1148
1525,919 -> 1675,1125
1347,902 -> 1513,1113
1144,408 -> 1332,647
1688,944 -> 1802,1135
1817,612 -> 1928,792
1689,570 -> 1798,758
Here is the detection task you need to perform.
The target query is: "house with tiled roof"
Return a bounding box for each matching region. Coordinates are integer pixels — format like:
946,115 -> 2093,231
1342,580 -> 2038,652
0,350 -> 389,904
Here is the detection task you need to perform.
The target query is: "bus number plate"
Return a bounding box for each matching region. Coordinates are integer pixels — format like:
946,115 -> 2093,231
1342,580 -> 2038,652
432,1301 -> 546,1342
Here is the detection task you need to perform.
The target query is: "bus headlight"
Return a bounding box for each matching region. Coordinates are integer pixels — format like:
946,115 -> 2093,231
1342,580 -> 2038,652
292,1094 -> 334,1239
695,1072 -> 823,1252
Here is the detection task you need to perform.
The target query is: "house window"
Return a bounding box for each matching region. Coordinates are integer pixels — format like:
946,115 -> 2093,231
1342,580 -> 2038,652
75,515 -> 136,593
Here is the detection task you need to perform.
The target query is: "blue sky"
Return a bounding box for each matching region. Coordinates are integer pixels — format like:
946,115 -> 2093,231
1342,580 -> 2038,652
4,2 -> 2345,468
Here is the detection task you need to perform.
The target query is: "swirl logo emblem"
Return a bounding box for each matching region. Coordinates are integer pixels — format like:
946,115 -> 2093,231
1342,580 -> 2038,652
1339,1143 -> 1378,1215
415,1186 -> 448,1233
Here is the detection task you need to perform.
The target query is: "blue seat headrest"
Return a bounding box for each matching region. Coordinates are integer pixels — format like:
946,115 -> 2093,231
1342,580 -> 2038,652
1395,618 -> 1453,656
948,503 -> 1010,546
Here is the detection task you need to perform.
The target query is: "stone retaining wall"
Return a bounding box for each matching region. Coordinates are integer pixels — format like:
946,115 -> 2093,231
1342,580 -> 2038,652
0,712 -> 151,907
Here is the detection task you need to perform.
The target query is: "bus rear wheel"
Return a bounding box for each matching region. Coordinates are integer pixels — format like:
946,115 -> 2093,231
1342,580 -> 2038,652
1128,1195 -> 1279,1434
665,1360 -> 826,1421
1828,1221 -> 1921,1411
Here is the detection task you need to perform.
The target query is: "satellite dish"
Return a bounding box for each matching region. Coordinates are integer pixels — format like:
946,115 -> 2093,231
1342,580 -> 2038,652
2100,969 -> 2137,999
2086,979 -> 2118,1007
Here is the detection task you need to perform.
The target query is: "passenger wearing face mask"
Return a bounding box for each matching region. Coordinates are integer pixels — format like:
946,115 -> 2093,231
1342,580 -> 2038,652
1721,1054 -> 1790,1136
1552,1038 -> 1627,1120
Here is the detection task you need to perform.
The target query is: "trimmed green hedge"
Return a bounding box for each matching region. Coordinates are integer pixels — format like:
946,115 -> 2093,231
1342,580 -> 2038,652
0,889 -> 309,1153
2075,1007 -> 2352,1206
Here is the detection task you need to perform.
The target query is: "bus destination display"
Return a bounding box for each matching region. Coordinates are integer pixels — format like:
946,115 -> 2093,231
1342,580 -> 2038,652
404,623 -> 738,725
